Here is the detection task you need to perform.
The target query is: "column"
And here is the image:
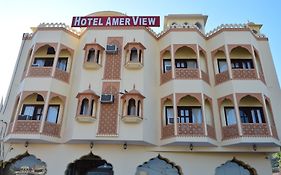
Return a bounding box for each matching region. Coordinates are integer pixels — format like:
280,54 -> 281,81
173,93 -> 178,136
224,44 -> 233,79
196,44 -> 202,78
251,45 -> 260,79
25,44 -> 36,77
39,91 -> 51,133
201,93 -> 208,136
171,45 -> 175,79
233,94 -> 242,136
261,95 -> 273,136
11,94 -> 23,133
51,43 -> 61,76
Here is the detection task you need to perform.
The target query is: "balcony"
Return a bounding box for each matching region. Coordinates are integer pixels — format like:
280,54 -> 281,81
222,124 -> 240,140
160,71 -> 172,84
241,123 -> 269,136
177,123 -> 204,136
76,115 -> 96,123
121,115 -> 143,123
12,120 -> 41,134
54,68 -> 70,83
175,68 -> 199,79
27,67 -> 52,77
232,69 -> 257,80
124,61 -> 143,69
215,71 -> 230,85
42,122 -> 61,137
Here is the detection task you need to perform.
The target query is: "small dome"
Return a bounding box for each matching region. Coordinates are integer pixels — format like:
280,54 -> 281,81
76,85 -> 99,98
86,11 -> 126,17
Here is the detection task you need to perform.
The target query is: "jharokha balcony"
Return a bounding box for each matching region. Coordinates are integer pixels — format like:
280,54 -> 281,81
6,92 -> 64,142
219,94 -> 279,146
160,94 -> 217,146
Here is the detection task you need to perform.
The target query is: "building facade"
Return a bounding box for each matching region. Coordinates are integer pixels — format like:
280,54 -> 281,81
0,11 -> 281,175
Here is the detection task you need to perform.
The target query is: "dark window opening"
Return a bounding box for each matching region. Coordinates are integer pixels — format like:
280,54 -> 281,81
217,59 -> 228,73
46,105 -> 60,123
80,98 -> 89,115
47,46 -> 56,55
239,107 -> 265,123
33,58 -> 54,67
163,59 -> 172,73
165,106 -> 174,125
177,106 -> 202,124
130,48 -> 138,62
224,107 -> 237,126
57,57 -> 68,71
175,59 -> 197,68
87,49 -> 96,62
19,104 -> 44,120
127,99 -> 136,115
231,59 -> 254,69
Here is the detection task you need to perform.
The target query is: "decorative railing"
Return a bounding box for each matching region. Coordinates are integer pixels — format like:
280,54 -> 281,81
215,71 -> 229,85
175,68 -> 199,79
207,125 -> 216,139
201,71 -> 210,84
38,23 -> 81,35
28,67 -> 52,77
241,123 -> 270,137
160,71 -> 172,84
177,123 -> 205,136
54,68 -> 70,83
12,120 -> 41,134
259,72 -> 266,84
232,69 -> 257,80
222,124 -> 239,140
42,122 -> 61,137
161,125 -> 175,139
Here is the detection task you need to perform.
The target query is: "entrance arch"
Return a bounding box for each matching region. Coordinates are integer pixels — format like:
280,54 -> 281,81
136,155 -> 182,175
215,158 -> 257,175
65,152 -> 113,175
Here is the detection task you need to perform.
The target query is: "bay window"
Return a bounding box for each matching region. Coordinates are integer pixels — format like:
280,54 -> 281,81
57,57 -> 68,71
231,59 -> 254,69
175,59 -> 197,68
18,105 -> 44,120
239,107 -> 265,123
46,105 -> 60,123
217,59 -> 228,73
224,107 -> 236,126
163,59 -> 172,73
32,58 -> 54,67
177,106 -> 202,124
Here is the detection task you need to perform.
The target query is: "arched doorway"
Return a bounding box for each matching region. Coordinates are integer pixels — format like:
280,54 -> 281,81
136,155 -> 182,175
215,158 -> 257,175
65,152 -> 113,175
2,152 -> 47,175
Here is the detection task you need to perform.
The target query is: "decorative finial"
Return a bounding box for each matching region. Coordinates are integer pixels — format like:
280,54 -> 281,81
94,38 -> 96,43
133,38 -> 136,42
88,84 -> 91,90
133,84 -> 135,89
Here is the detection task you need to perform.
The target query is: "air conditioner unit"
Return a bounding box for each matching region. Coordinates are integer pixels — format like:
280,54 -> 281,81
105,44 -> 118,54
100,94 -> 114,103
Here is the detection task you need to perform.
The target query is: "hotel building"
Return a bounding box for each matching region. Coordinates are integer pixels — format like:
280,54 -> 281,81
0,11 -> 281,175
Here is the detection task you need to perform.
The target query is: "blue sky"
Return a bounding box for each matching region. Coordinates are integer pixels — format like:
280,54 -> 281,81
0,0 -> 280,100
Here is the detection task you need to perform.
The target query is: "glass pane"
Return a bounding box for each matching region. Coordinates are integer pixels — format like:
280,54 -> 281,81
218,60 -> 228,73
225,108 -> 236,125
46,106 -> 59,123
192,108 -> 202,124
166,107 -> 174,124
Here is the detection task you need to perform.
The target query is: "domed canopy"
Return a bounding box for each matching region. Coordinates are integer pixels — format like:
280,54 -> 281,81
76,85 -> 99,98
121,85 -> 145,99
86,11 -> 126,17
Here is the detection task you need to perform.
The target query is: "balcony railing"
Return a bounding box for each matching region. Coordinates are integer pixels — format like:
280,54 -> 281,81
241,123 -> 270,137
160,71 -> 172,84
12,120 -> 41,134
232,69 -> 257,80
54,68 -> 70,83
222,124 -> 239,140
177,123 -> 204,136
175,68 -> 200,79
161,125 -> 175,139
42,122 -> 61,137
201,71 -> 210,84
215,71 -> 229,85
207,125 -> 216,139
27,67 -> 52,77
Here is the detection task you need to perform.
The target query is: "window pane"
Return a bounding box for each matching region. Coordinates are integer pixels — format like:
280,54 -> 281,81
186,60 -> 197,68
218,59 -> 228,73
163,59 -> 171,73
192,108 -> 202,124
57,58 -> 68,71
225,108 -> 236,125
46,106 -> 59,123
165,107 -> 174,125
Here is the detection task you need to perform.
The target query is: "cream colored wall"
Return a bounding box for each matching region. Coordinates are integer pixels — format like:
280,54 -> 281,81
2,144 -> 273,175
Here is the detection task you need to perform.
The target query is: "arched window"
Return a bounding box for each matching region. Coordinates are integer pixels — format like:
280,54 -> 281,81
87,49 -> 95,62
215,158 -> 256,175
128,99 -> 136,115
80,98 -> 89,115
47,46 -> 55,55
137,100 -> 141,116
130,48 -> 138,62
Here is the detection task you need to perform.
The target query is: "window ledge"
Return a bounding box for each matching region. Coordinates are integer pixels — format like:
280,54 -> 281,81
121,115 -> 143,123
125,61 -> 143,69
76,115 -> 96,123
83,62 -> 102,70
